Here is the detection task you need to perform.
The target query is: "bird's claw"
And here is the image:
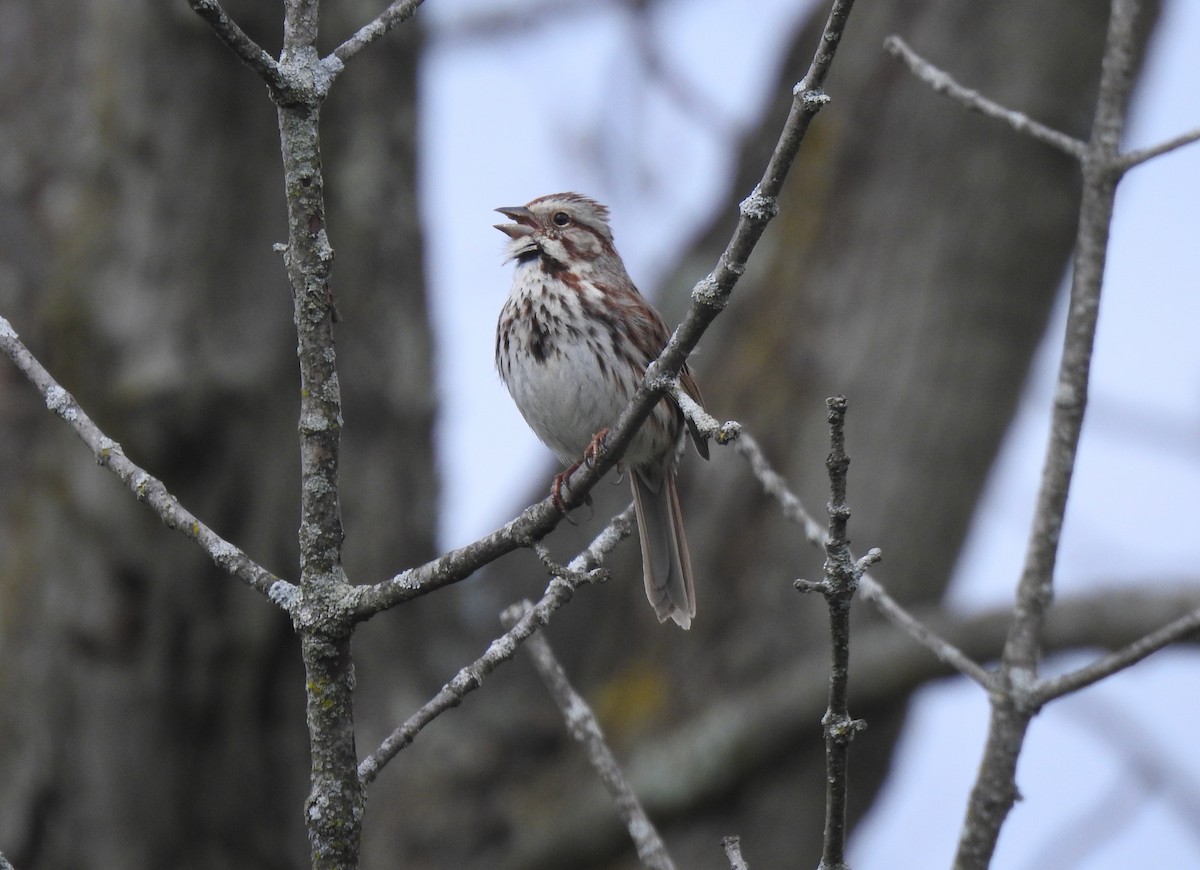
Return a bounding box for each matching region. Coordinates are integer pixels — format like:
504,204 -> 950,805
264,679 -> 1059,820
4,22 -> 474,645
551,462 -> 581,515
551,432 -> 609,517
583,427 -> 610,466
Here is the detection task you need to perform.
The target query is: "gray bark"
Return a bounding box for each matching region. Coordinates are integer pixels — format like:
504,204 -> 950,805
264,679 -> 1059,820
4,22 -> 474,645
0,2 -> 435,867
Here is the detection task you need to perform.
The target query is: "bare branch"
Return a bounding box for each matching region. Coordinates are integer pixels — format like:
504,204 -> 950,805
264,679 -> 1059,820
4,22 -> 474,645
328,0 -> 425,71
665,378 -> 741,446
857,575 -> 993,688
187,0 -> 287,94
734,431 -> 827,547
1036,601 -> 1200,704
735,424 -> 991,687
0,316 -> 288,602
884,35 -> 1087,161
507,582 -> 1200,866
503,601 -> 677,870
1003,0 -> 1137,679
957,1 -> 1146,866
357,507 -> 635,785
809,396 -> 867,870
347,495 -> 575,616
1116,126 -> 1200,171
721,835 -> 750,869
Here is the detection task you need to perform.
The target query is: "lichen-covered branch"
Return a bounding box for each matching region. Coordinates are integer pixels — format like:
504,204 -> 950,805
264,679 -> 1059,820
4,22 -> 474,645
187,0 -> 287,94
503,599 -> 676,870
357,507 -> 635,785
721,836 -> 750,870
0,316 -> 288,601
328,0 -> 426,70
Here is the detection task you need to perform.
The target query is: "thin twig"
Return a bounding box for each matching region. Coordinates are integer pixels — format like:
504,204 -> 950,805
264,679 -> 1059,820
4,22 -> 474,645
0,316 -> 288,602
735,426 -> 991,687
666,379 -> 742,446
328,0 -> 425,70
357,507 -> 635,785
187,0 -> 287,94
883,35 -> 1087,161
804,396 -> 867,870
721,835 -> 750,869
1116,126 -> 1200,171
735,431 -> 827,547
503,600 -> 677,870
1035,602 -> 1200,704
856,576 -> 993,688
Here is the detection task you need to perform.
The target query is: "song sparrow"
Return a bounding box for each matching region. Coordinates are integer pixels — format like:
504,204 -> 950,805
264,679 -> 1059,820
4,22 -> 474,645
494,192 -> 708,629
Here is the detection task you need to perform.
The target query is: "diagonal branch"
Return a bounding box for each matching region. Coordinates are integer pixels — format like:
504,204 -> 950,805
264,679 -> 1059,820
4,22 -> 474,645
545,0 -> 860,532
0,316 -> 288,602
503,599 -> 677,870
1116,126 -> 1200,171
327,0 -> 425,72
347,494 -> 571,617
735,431 -> 827,547
857,575 -> 993,688
357,506 -> 635,785
1035,601 -> 1200,703
666,379 -> 742,447
187,0 -> 287,94
884,35 -> 1088,160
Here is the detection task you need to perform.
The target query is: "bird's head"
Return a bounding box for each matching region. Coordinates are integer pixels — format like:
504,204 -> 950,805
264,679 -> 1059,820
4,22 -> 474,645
494,192 -> 615,267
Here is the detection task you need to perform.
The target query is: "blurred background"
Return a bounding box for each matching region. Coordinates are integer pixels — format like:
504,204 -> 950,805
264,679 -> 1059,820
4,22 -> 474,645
1,0 -> 1197,868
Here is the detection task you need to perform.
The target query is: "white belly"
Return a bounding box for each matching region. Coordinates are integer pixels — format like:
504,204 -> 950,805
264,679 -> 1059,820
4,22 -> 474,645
496,276 -> 675,469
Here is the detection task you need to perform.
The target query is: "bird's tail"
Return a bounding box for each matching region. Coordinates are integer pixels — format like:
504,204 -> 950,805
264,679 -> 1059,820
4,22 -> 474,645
630,469 -> 696,629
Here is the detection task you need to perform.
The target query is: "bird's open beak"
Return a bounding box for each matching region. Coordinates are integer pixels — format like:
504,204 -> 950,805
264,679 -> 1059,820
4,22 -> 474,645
494,205 -> 536,239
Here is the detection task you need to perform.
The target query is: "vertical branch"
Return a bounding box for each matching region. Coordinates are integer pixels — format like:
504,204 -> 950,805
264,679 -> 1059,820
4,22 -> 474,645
798,397 -> 875,870
1001,0 -> 1135,675
819,397 -> 857,870
954,1 -> 1142,867
721,835 -> 750,869
275,2 -> 358,868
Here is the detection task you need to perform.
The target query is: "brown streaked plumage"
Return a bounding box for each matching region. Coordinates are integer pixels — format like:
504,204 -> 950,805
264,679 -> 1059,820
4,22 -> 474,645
494,192 -> 708,629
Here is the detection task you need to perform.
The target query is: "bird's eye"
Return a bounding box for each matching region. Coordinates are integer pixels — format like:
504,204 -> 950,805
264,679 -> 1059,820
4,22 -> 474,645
552,211 -> 570,227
